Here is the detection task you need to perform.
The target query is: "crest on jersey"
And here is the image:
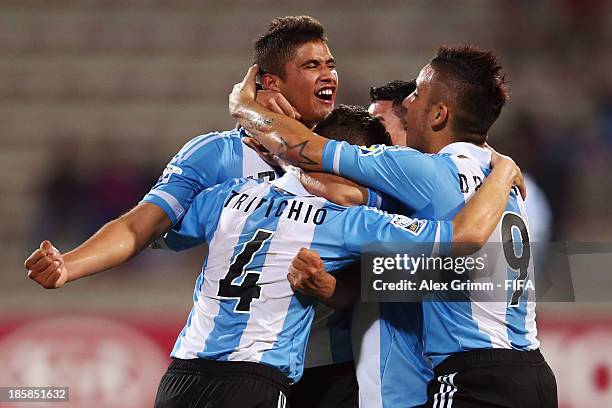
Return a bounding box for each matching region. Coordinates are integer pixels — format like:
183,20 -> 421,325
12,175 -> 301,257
359,144 -> 385,157
390,215 -> 426,235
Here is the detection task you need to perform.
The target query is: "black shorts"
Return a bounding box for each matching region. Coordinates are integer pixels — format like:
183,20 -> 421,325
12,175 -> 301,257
289,362 -> 358,408
421,349 -> 557,408
154,357 -> 291,408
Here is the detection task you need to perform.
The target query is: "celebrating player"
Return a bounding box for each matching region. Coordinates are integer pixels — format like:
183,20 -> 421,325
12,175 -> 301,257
368,79 -> 416,146
229,45 -> 557,407
151,123 -> 524,407
23,15 -> 359,408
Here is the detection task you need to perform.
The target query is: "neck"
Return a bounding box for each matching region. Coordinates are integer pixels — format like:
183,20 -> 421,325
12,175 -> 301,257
426,129 -> 454,153
303,120 -> 317,130
430,131 -> 487,153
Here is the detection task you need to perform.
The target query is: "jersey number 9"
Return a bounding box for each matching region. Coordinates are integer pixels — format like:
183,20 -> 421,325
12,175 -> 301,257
501,212 -> 531,307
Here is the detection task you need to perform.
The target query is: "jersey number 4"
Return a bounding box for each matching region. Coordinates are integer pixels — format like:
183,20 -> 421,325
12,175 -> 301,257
217,229 -> 274,313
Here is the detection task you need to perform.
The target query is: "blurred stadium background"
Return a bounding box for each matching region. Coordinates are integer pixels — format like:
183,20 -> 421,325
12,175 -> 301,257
1,1 -> 611,407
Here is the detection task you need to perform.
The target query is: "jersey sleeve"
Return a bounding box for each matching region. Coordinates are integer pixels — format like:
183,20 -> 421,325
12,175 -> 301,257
365,188 -> 410,215
161,179 -> 240,251
366,188 -> 383,208
342,206 -> 453,257
321,140 -> 437,212
142,133 -> 229,225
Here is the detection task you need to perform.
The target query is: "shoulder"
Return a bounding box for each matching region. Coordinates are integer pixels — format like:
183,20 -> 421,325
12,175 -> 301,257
319,201 -> 351,216
382,145 -> 436,168
174,129 -> 239,163
196,177 -> 253,202
430,152 -> 459,167
387,147 -> 437,181
344,205 -> 390,220
213,176 -> 256,192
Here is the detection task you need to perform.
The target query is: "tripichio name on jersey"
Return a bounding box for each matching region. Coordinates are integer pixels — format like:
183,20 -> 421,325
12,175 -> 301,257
224,189 -> 327,225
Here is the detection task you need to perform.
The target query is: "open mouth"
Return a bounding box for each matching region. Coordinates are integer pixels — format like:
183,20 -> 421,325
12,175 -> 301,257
315,88 -> 334,102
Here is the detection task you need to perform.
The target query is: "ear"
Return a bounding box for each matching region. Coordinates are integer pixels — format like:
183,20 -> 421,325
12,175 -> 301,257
261,73 -> 282,92
431,103 -> 448,129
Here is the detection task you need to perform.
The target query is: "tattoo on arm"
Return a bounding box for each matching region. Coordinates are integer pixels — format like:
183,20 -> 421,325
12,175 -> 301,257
279,137 -> 318,167
241,110 -> 319,167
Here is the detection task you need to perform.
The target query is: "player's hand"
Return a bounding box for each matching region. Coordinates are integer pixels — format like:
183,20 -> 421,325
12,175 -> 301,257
288,248 -> 336,300
24,240 -> 68,289
229,64 -> 260,117
488,145 -> 527,199
256,90 -> 301,120
242,136 -> 282,168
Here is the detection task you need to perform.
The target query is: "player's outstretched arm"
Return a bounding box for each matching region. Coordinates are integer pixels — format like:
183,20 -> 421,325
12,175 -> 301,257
24,202 -> 171,288
451,151 -> 525,255
288,248 -> 359,308
229,65 -> 327,171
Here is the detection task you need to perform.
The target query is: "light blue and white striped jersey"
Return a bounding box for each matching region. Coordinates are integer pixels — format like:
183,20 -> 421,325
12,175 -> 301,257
142,129 -> 353,369
143,129 -> 279,226
160,172 -> 452,383
322,140 -> 538,407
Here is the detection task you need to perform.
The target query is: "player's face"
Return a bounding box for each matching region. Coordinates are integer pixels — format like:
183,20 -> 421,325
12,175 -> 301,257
368,100 -> 407,146
402,64 -> 434,152
277,40 -> 338,128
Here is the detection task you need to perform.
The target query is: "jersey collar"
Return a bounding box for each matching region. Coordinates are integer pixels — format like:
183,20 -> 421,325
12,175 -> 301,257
438,142 -> 491,168
269,168 -> 312,197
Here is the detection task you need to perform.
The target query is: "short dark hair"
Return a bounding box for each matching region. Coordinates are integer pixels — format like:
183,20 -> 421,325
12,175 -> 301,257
430,45 -> 509,144
370,79 -> 417,107
254,16 -> 327,79
314,104 -> 391,146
